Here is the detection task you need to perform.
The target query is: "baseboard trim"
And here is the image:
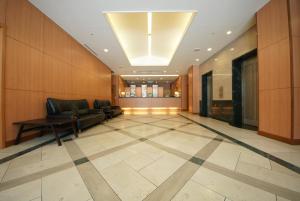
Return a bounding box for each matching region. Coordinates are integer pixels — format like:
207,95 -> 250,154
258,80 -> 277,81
259,131 -> 300,145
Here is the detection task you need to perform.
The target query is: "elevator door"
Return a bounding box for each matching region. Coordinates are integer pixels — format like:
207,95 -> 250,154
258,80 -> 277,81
242,57 -> 258,127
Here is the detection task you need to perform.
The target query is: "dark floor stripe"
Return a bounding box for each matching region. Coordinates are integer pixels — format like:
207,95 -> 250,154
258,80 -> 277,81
179,114 -> 300,174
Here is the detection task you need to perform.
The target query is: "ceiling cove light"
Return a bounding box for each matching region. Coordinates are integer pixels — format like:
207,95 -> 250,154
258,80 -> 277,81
105,11 -> 196,66
121,74 -> 179,77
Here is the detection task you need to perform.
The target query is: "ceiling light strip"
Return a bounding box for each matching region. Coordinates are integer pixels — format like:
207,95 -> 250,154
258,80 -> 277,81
121,74 -> 179,77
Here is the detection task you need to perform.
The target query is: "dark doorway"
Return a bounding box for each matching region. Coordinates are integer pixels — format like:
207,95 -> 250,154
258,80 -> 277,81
232,49 -> 258,130
200,71 -> 213,117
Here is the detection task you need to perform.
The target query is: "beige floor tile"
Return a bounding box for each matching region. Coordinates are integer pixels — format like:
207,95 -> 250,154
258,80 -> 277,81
8,148 -> 41,170
130,117 -> 160,123
151,131 -> 212,155
81,124 -> 113,136
127,142 -> 165,160
192,167 -> 276,201
238,147 -> 271,169
76,131 -> 134,156
42,167 -> 92,201
277,195 -> 291,201
206,142 -> 241,171
122,124 -> 167,138
92,149 -> 136,171
235,161 -> 300,193
2,144 -> 72,182
176,124 -> 217,138
168,117 -> 193,123
101,161 -> 156,201
270,161 -> 300,177
139,152 -> 186,186
150,120 -> 187,129
0,162 -> 10,182
124,152 -> 156,171
172,180 -> 225,201
30,197 -> 41,201
0,179 -> 41,201
105,120 -> 141,129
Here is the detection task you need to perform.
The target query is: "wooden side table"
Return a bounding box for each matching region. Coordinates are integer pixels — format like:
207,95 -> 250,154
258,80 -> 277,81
14,118 -> 78,146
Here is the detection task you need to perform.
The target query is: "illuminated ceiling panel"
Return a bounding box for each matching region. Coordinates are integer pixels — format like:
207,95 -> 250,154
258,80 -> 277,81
105,12 -> 195,66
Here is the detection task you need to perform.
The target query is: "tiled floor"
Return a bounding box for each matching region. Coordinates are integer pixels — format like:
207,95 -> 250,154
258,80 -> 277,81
0,113 -> 299,201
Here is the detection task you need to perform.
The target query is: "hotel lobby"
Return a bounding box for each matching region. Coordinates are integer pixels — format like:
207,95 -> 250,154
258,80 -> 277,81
0,0 -> 299,201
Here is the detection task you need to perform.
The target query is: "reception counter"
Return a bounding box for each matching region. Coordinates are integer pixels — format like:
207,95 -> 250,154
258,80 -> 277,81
118,97 -> 181,115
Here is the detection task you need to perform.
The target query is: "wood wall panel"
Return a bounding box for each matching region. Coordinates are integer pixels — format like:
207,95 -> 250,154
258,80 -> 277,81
1,0 -> 112,143
181,75 -> 188,110
6,0 -> 44,50
0,27 -> 4,147
188,67 -> 193,113
5,37 -> 44,91
257,0 -> 298,143
0,0 -> 7,25
290,0 -> 300,139
258,38 -> 291,90
289,0 -> 300,37
5,89 -> 45,140
257,0 -> 289,49
43,19 -> 72,64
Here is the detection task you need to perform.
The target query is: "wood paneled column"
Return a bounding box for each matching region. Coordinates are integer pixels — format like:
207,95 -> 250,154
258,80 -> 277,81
257,0 -> 300,144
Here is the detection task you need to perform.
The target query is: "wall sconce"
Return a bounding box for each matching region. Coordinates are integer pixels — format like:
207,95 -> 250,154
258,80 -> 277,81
120,91 -> 125,97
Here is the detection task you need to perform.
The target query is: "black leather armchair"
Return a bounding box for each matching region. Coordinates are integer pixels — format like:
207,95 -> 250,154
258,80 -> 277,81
46,98 -> 105,131
93,100 -> 123,119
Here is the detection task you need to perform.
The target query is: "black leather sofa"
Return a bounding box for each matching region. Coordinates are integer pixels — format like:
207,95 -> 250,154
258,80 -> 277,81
46,98 -> 105,131
93,100 -> 123,119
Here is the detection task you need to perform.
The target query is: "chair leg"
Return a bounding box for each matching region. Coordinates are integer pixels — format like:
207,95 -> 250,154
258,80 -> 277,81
72,122 -> 78,138
15,125 -> 25,145
50,125 -> 61,146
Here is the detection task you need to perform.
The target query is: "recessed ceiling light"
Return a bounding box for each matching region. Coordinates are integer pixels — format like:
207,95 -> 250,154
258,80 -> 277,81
195,58 -> 200,62
163,70 -> 167,73
226,30 -> 232,35
104,48 -> 109,53
230,48 -> 235,51
207,48 -> 212,52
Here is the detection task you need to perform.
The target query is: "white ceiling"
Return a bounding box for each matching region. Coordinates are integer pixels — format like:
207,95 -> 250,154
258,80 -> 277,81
29,0 -> 269,75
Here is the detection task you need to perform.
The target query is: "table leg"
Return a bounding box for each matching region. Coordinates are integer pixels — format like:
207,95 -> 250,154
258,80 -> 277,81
15,124 -> 25,145
72,122 -> 78,138
50,125 -> 61,146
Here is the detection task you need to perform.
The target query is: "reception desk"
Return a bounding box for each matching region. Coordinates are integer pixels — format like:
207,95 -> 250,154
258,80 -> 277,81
119,97 -> 181,115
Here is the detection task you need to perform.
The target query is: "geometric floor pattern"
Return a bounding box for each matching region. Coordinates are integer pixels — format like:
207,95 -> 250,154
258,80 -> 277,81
0,114 -> 299,201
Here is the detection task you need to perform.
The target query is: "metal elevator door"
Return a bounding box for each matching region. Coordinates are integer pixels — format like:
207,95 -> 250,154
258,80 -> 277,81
242,57 -> 258,127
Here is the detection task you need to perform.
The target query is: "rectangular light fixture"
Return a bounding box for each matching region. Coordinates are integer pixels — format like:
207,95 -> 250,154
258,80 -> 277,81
105,11 -> 195,66
120,74 -> 179,77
